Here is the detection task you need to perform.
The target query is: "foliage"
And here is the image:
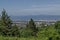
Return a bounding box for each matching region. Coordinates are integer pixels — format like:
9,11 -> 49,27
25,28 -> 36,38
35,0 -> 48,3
0,9 -> 60,40
20,27 -> 33,37
27,18 -> 38,36
1,9 -> 12,28
55,21 -> 60,34
37,25 -> 60,40
0,9 -> 20,37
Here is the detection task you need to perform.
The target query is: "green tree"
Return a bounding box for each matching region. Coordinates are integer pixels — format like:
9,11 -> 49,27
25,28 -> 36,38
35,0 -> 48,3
20,27 -> 33,37
27,18 -> 38,36
11,24 -> 20,37
0,9 -> 20,36
0,9 -> 12,36
55,21 -> 60,34
1,9 -> 12,28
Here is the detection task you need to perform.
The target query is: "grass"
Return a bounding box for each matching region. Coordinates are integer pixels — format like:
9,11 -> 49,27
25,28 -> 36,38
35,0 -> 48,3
0,36 -> 39,40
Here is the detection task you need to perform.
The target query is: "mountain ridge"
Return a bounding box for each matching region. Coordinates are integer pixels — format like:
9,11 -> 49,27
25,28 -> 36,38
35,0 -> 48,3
10,15 -> 60,21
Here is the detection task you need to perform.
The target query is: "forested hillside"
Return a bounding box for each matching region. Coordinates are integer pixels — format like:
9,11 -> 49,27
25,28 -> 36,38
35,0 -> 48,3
0,9 -> 60,40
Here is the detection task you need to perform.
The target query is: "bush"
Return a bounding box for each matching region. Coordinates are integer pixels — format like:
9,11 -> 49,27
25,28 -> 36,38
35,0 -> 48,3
20,28 -> 33,37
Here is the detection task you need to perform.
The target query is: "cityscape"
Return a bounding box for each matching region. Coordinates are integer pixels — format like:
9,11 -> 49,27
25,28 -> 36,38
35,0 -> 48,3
0,0 -> 60,40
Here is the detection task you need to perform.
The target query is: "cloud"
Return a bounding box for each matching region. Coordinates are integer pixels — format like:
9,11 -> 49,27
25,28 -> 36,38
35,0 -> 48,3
6,4 -> 60,15
18,4 -> 60,14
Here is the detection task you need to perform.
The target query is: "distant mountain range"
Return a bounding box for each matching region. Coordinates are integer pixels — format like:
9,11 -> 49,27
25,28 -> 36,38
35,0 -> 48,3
10,15 -> 60,21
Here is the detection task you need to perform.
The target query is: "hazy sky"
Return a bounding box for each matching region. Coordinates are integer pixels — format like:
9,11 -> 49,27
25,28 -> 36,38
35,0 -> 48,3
0,0 -> 60,16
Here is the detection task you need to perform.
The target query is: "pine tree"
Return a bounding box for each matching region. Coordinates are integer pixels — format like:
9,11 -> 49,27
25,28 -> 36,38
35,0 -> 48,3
55,21 -> 60,34
27,18 -> 38,36
29,18 -> 36,31
1,9 -> 12,28
0,9 -> 20,36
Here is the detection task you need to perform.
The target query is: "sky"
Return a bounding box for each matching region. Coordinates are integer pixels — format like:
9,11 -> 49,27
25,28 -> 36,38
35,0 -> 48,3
0,0 -> 60,16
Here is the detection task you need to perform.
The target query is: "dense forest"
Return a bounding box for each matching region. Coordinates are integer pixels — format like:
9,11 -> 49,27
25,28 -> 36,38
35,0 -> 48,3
0,9 -> 60,40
